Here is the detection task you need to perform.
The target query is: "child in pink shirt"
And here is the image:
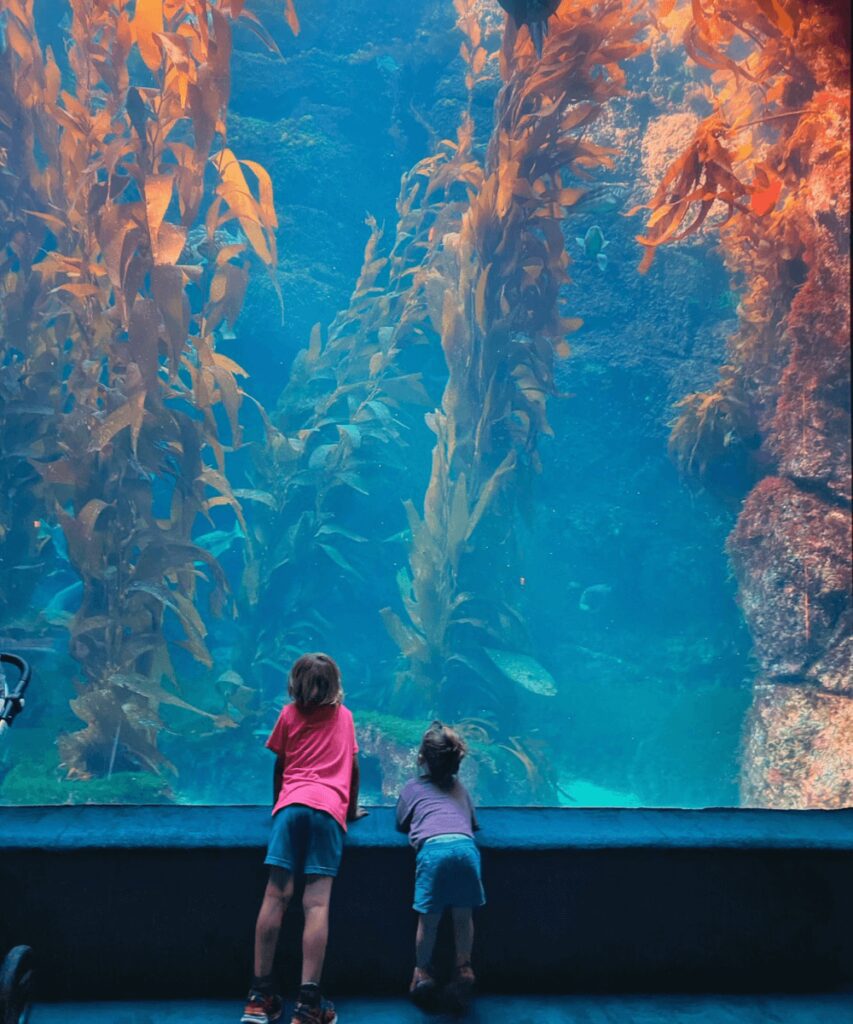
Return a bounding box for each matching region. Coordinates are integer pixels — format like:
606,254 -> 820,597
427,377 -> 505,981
241,653 -> 364,1024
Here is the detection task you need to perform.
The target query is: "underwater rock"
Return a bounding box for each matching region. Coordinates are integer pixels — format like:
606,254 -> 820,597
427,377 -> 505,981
728,477 -> 852,694
356,718 -> 419,799
729,477 -> 852,808
740,682 -> 853,809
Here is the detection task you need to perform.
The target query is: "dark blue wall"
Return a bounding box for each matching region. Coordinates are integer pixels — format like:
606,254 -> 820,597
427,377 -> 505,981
1,807 -> 851,1000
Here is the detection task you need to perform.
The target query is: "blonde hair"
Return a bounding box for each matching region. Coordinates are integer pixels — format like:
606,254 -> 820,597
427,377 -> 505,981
288,652 -> 344,709
418,720 -> 467,789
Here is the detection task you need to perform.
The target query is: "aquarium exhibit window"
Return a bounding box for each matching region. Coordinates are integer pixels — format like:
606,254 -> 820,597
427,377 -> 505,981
0,0 -> 850,810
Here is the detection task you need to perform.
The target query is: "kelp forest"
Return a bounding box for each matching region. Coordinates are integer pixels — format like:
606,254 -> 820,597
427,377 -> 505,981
0,0 -> 849,809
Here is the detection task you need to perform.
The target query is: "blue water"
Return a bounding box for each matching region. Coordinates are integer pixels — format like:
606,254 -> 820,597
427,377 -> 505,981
0,0 -> 759,810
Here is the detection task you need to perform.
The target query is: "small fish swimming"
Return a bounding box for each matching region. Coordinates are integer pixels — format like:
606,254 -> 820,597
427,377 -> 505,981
194,522 -> 245,561
498,0 -> 562,58
578,584 -> 612,613
576,225 -> 609,271
43,580 -> 83,624
0,636 -> 54,652
484,647 -> 558,696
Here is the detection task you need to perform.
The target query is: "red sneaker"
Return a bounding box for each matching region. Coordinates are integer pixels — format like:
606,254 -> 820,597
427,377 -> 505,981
290,990 -> 337,1024
241,991 -> 283,1024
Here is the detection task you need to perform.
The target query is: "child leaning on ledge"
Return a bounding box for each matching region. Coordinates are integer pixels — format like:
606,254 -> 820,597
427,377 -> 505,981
242,653 -> 365,1024
395,721 -> 485,1010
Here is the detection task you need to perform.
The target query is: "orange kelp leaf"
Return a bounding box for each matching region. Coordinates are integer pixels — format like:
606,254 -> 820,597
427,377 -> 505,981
134,0 -> 165,72
52,283 -> 102,300
156,223 -> 187,266
213,353 -> 250,377
151,265 -> 189,370
77,499 -> 110,539
657,0 -> 677,17
88,392 -> 146,455
474,264 -> 490,332
144,174 -> 174,261
238,8 -> 284,57
212,148 -> 273,266
756,0 -> 796,37
24,209 -> 66,232
284,0 -> 300,35
240,159 -> 278,229
215,243 -> 247,266
750,175 -> 782,217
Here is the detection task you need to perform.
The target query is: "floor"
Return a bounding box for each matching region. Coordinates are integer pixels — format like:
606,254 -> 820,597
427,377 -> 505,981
28,994 -> 853,1023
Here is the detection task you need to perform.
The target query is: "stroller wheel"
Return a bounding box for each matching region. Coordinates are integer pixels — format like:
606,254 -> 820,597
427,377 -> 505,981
0,946 -> 34,1024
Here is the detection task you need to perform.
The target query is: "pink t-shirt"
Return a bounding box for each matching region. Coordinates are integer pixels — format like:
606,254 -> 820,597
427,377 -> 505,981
266,703 -> 359,831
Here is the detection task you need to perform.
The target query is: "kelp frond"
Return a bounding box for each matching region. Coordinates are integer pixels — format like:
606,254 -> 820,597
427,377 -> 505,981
0,0 -> 288,780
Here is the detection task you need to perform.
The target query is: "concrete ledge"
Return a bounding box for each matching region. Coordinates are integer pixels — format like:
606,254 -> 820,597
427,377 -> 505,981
1,807 -> 851,1000
3,805 -> 852,850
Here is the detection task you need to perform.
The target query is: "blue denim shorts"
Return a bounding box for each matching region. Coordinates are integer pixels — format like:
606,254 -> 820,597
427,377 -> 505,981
265,804 -> 344,877
413,834 -> 486,914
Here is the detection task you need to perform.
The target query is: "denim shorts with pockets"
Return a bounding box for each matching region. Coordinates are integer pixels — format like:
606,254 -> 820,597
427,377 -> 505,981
265,804 -> 344,877
414,834 -> 486,914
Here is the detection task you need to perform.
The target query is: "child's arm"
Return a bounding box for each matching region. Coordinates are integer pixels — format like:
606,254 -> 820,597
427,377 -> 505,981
395,786 -> 413,833
273,755 -> 284,806
347,754 -> 368,821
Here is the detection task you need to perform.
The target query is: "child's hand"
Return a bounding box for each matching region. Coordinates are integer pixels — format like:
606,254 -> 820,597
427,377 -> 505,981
348,805 -> 369,821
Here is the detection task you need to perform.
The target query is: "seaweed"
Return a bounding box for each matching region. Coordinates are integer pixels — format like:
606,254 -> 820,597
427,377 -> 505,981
642,1 -> 850,486
244,11 -> 495,686
640,1 -> 850,806
0,0 -> 290,782
381,0 -> 647,795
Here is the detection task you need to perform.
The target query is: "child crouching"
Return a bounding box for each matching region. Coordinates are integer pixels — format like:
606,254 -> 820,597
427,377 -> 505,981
396,721 -> 485,1009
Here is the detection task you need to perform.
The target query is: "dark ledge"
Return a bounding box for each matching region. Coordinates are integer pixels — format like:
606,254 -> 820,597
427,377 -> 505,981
2,805 -> 851,999
1,804 -> 852,850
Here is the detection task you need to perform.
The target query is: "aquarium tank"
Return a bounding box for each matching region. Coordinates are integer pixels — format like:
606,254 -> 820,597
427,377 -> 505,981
0,0 -> 850,810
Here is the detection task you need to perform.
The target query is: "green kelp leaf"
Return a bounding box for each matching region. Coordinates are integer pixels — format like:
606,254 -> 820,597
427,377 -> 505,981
336,423 -> 362,448
308,443 -> 338,470
483,648 -> 558,696
396,565 -> 413,601
316,524 -> 368,543
233,488 -> 277,509
380,607 -> 426,660
317,543 -> 363,580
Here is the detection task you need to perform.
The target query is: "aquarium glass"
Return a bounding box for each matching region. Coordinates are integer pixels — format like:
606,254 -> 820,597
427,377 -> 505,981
1,0 -> 850,809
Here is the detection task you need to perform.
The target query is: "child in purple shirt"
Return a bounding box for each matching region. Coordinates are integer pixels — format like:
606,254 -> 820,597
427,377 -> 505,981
396,721 -> 485,1009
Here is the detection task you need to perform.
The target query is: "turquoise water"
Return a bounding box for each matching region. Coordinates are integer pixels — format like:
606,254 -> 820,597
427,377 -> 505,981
0,0 -> 762,809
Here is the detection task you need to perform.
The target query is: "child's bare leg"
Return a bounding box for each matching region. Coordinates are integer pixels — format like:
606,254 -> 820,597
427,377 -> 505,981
414,912 -> 441,974
451,906 -> 474,965
253,867 -> 294,978
301,874 -> 334,985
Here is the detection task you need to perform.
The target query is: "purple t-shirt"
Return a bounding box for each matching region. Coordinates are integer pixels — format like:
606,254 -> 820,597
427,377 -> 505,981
395,776 -> 480,849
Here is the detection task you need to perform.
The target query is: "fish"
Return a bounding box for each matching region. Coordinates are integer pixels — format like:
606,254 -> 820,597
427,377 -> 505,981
498,1 -> 562,58
578,584 -> 612,613
0,636 -> 54,652
42,580 -> 83,625
194,522 -> 245,561
576,225 -> 609,271
484,647 -> 558,696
